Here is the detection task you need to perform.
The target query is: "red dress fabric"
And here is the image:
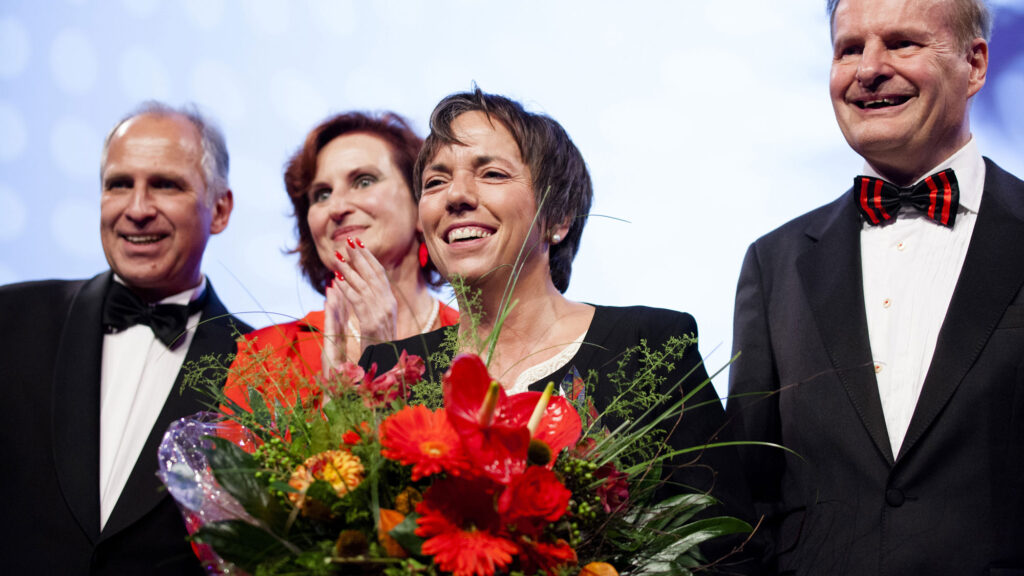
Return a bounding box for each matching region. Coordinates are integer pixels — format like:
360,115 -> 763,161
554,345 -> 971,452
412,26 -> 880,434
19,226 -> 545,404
223,302 -> 458,412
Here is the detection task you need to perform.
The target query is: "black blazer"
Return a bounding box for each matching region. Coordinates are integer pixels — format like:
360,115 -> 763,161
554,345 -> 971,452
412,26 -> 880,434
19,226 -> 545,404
0,272 -> 251,575
727,159 -> 1024,576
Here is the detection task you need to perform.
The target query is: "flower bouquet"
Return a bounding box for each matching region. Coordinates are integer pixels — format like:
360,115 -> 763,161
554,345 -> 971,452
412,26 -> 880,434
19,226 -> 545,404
159,337 -> 752,575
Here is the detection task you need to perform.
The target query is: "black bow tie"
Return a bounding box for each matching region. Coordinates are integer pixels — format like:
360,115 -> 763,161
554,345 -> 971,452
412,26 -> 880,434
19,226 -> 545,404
102,282 -> 207,349
853,168 -> 959,228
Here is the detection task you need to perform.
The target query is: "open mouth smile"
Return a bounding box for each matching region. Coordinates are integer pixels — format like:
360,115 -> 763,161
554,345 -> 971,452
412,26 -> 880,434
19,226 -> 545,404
121,234 -> 166,244
446,226 -> 494,244
855,96 -> 910,109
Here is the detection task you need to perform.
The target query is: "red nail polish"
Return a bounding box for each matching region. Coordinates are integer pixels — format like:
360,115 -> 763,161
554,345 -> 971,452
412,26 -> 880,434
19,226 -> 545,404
335,250 -> 345,262
327,278 -> 334,289
336,271 -> 345,282
346,237 -> 356,248
356,238 -> 365,248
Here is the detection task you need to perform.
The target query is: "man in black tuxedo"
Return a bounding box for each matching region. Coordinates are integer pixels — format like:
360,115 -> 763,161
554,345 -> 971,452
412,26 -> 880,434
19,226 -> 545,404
0,102 -> 251,574
728,0 -> 1024,574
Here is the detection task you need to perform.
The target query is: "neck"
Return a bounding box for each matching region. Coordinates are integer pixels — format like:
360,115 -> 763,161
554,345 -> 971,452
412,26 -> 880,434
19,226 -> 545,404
387,245 -> 436,335
456,262 -> 567,352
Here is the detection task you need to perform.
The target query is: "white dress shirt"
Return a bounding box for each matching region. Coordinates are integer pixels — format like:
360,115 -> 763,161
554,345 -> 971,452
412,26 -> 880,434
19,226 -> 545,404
98,276 -> 206,530
860,139 -> 985,458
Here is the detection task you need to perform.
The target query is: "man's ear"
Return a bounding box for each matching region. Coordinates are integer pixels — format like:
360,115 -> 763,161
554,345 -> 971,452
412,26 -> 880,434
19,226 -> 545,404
966,38 -> 988,99
209,189 -> 233,235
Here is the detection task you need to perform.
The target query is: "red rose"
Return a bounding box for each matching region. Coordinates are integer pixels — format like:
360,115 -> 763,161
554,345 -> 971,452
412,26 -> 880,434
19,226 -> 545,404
497,466 -> 571,535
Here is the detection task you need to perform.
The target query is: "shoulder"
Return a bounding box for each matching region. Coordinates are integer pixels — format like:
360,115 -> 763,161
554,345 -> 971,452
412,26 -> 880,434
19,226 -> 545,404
0,278 -> 85,302
751,193 -> 849,250
243,310 -> 321,345
588,304 -> 699,346
983,158 -> 1024,218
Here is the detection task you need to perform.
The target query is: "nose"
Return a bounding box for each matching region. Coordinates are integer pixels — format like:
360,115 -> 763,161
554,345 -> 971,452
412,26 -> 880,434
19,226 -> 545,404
856,40 -> 892,90
445,172 -> 479,214
124,186 -> 156,224
324,189 -> 355,221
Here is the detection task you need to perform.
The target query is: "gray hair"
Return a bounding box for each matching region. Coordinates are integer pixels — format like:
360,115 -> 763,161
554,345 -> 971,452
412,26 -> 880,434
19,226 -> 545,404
827,0 -> 992,48
100,101 -> 230,204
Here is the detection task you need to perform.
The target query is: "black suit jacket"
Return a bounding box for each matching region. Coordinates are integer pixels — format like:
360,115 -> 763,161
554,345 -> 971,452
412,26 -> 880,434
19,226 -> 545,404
0,271 -> 251,575
727,159 -> 1024,575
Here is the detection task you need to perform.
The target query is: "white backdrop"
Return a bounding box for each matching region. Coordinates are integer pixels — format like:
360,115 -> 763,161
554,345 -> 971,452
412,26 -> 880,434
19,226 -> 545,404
2,0 -> 1022,397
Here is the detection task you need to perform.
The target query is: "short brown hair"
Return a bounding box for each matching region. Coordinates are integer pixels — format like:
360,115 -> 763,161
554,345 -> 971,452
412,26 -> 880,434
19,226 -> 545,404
414,89 -> 593,293
284,112 -> 437,293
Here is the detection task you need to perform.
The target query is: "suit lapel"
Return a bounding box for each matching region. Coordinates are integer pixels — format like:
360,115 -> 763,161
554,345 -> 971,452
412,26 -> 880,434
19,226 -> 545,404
797,195 -> 895,464
900,160 -> 1024,459
101,283 -> 244,539
51,272 -> 110,542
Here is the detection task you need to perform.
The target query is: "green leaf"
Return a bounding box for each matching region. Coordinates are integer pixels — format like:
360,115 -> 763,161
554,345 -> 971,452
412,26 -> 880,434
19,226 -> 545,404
389,512 -> 424,557
670,516 -> 753,555
204,436 -> 281,523
193,519 -> 290,572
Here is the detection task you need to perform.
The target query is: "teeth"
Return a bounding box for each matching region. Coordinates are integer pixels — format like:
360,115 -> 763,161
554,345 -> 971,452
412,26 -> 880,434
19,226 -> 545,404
124,234 -> 163,244
859,97 -> 905,109
447,227 -> 493,243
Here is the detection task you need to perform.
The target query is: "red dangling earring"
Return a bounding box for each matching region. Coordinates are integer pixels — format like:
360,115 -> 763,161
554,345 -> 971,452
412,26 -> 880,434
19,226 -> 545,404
418,242 -> 429,268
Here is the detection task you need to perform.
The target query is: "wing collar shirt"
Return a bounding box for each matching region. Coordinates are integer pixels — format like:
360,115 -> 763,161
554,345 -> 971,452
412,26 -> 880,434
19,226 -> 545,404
860,138 -> 985,458
99,275 -> 206,530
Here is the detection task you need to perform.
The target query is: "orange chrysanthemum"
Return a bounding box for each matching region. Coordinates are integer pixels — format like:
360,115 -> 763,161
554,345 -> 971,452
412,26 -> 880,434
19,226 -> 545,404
380,405 -> 470,480
288,449 -> 364,507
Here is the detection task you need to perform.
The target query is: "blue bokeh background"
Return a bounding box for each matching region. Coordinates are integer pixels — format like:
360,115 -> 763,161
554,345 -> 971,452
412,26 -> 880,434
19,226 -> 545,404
1,0 -> 1021,396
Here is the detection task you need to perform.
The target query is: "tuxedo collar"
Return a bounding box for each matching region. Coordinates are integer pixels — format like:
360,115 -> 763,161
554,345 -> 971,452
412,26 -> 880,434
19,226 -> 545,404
50,272 -> 246,543
797,194 -> 896,464
898,159 -> 1024,460
100,280 -> 241,540
52,271 -> 110,542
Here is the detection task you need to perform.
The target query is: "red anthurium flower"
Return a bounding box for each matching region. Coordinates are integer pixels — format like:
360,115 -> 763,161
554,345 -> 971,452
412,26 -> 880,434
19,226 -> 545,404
504,390 -> 582,459
444,354 -> 532,484
497,466 -> 572,535
380,405 -> 470,481
416,477 -> 517,576
444,354 -> 582,482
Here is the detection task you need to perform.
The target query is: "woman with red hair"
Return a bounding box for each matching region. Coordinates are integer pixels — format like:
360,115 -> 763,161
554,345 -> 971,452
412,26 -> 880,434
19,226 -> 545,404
227,112 -> 457,407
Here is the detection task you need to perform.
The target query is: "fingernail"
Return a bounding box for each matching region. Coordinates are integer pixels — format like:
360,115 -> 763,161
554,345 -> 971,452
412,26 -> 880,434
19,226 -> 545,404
346,237 -> 356,249
356,237 -> 365,248
335,271 -> 345,282
335,250 -> 345,263
327,278 -> 334,289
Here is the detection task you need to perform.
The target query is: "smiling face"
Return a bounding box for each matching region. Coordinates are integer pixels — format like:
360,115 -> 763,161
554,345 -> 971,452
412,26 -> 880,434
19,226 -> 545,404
306,132 -> 420,273
829,0 -> 987,184
418,111 -> 549,290
100,113 -> 232,301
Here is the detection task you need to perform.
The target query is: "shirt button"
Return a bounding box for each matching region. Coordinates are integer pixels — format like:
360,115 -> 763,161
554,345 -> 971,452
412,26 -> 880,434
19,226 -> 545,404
883,298 -> 892,309
874,363 -> 883,374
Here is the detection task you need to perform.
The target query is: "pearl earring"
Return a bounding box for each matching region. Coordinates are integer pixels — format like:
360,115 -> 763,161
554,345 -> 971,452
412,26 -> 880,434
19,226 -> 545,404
551,233 -> 561,244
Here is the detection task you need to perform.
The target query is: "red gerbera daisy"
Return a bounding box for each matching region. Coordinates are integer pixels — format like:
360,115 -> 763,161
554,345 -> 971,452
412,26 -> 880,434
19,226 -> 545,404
416,477 -> 517,576
380,405 -> 470,480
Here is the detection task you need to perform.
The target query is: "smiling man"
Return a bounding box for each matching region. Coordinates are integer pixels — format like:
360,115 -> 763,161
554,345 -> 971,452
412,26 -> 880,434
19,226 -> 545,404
0,102 -> 251,574
727,0 -> 1024,574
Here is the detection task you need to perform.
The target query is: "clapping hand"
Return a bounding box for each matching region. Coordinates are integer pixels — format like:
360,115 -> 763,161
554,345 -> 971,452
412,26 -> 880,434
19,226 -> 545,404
321,237 -> 397,379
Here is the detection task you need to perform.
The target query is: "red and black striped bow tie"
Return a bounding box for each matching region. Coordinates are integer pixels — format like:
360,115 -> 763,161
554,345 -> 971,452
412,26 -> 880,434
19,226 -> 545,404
853,168 -> 959,228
